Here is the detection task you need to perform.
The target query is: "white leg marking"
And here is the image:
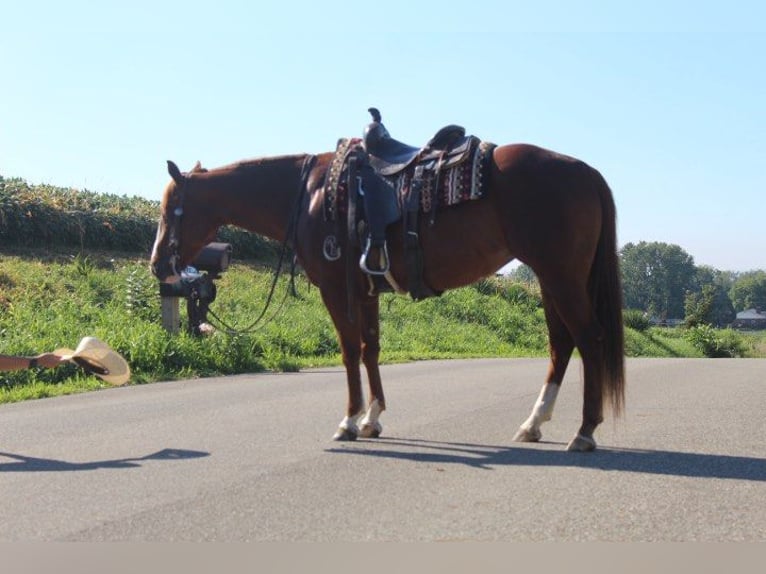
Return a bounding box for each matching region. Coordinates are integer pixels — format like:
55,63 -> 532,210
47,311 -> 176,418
514,383 -> 560,442
359,399 -> 384,438
530,383 -> 560,424
338,413 -> 361,433
360,398 -> 383,426
333,412 -> 362,440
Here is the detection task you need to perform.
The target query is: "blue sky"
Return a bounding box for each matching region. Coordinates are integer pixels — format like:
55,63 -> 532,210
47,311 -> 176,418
2,1 -> 764,272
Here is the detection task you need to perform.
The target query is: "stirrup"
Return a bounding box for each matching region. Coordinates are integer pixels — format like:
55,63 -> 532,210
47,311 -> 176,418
359,238 -> 390,276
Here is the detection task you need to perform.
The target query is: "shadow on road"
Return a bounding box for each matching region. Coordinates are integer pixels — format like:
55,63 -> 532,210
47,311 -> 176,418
327,438 -> 766,482
0,448 -> 209,472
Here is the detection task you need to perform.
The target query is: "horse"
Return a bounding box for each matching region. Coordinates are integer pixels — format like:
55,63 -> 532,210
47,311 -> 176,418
150,121 -> 625,452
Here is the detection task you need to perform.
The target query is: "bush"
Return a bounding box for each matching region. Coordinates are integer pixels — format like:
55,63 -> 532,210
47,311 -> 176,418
685,325 -> 747,358
624,309 -> 650,332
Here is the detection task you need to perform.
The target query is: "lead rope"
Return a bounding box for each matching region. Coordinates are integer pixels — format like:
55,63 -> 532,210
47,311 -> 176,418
205,155 -> 316,335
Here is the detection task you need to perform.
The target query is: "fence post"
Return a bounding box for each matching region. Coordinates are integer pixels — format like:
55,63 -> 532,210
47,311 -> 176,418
160,296 -> 180,334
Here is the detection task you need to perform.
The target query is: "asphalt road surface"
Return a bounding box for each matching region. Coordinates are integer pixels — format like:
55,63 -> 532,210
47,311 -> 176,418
1,358 -> 765,541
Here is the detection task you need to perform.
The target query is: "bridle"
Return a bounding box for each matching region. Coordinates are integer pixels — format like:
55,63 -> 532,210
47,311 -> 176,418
164,176 -> 188,279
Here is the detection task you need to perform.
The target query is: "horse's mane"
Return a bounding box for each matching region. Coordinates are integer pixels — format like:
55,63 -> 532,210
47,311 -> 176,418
212,154 -> 310,174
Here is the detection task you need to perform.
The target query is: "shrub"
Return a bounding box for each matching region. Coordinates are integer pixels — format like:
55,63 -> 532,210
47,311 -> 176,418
624,309 -> 651,332
685,325 -> 746,358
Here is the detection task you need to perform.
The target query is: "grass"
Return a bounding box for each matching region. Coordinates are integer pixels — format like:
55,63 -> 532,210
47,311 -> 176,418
624,327 -> 701,358
3,247 -> 764,405
0,248 -> 544,403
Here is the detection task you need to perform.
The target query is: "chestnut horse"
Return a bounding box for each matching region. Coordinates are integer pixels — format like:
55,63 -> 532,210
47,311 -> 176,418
150,138 -> 624,452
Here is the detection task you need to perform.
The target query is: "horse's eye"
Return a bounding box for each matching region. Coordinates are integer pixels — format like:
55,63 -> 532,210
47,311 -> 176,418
174,207 -> 183,217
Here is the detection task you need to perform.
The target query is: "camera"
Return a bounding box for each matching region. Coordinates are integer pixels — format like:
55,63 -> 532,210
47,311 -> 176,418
158,242 -> 232,299
158,242 -> 232,336
191,242 -> 232,276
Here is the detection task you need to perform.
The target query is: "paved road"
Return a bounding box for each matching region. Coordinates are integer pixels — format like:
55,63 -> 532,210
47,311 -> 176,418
1,358 -> 765,541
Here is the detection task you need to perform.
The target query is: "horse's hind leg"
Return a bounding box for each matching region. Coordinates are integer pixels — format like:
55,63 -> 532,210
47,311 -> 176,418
539,285 -> 606,452
514,290 -> 574,443
358,297 -> 386,438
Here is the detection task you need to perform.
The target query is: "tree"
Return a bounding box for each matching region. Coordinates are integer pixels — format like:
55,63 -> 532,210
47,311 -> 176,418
729,271 -> 766,311
506,263 -> 538,287
684,266 -> 736,327
684,284 -> 735,327
684,285 -> 714,327
620,241 -> 697,320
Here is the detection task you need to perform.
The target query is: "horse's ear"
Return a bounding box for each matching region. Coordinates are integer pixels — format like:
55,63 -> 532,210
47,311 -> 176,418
167,160 -> 184,184
190,161 -> 206,173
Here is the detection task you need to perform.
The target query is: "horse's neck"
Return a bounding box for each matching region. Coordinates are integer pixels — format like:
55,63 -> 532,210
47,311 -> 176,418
205,155 -> 306,242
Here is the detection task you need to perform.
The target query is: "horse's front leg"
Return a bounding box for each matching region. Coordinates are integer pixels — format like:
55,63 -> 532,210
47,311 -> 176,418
332,347 -> 365,441
331,331 -> 365,441
322,289 -> 365,441
358,297 -> 386,438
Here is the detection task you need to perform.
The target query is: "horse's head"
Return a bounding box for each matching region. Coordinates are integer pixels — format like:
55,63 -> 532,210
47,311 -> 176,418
150,160 -> 215,282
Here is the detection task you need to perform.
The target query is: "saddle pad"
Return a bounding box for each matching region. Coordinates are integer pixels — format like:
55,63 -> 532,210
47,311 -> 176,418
408,139 -> 496,211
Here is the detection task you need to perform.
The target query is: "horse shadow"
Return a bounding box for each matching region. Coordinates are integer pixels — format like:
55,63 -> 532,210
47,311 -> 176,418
327,438 -> 766,482
0,448 -> 209,473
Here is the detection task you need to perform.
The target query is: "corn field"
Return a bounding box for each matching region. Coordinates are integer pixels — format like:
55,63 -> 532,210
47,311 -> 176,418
0,175 -> 276,259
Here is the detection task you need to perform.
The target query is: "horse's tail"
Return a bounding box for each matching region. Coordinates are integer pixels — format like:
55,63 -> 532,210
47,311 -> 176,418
589,170 -> 625,418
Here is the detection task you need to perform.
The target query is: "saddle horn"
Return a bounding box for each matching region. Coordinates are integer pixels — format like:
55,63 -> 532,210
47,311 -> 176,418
368,107 -> 382,123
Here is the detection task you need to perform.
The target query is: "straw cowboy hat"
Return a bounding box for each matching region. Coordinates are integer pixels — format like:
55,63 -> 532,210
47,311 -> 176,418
54,336 -> 130,386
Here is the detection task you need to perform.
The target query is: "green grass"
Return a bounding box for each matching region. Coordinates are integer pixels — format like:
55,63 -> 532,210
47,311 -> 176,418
624,327 -> 701,358
3,247 -> 764,405
1,248 -> 547,403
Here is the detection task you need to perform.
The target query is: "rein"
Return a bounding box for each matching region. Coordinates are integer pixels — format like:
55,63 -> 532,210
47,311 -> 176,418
204,154 -> 316,335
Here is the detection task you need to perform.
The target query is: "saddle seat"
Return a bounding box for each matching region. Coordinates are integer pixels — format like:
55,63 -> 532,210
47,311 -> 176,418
363,107 -> 467,177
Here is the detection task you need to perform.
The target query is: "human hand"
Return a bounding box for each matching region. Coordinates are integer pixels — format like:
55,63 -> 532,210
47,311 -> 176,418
35,352 -> 66,369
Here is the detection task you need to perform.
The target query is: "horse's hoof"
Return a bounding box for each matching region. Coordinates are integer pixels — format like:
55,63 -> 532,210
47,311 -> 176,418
333,427 -> 358,441
513,426 -> 541,443
359,421 -> 382,439
566,434 -> 597,452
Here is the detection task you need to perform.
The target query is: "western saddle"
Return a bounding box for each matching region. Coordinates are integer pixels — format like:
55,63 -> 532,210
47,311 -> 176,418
362,107 -> 469,177
330,108 -> 490,303
355,108 -> 477,284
